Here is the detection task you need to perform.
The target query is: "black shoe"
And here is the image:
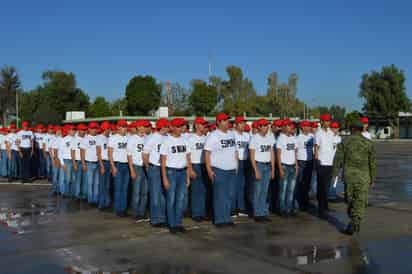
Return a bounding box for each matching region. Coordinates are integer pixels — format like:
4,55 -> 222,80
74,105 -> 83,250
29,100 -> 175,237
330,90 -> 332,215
177,226 -> 186,233
215,223 -> 226,228
254,217 -> 264,223
319,212 -> 328,220
226,222 -> 235,227
262,217 -> 272,223
192,217 -> 203,223
344,223 -> 355,235
169,227 -> 179,234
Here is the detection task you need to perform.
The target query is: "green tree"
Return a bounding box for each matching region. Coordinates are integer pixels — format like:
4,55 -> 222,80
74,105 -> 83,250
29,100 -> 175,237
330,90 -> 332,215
359,65 -> 411,136
125,75 -> 161,115
0,66 -> 21,126
188,81 -> 217,116
88,96 -> 111,117
329,105 -> 346,125
110,98 -> 128,116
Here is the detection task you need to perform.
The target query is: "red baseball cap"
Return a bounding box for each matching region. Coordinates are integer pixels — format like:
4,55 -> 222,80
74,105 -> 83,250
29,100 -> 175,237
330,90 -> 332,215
47,125 -> 54,130
156,118 -> 170,129
209,123 -> 217,130
111,124 -> 118,131
88,122 -> 99,129
127,121 -> 136,129
257,118 -> 269,126
228,122 -> 233,129
234,116 -> 246,124
9,124 -> 16,130
272,119 -> 283,127
171,118 -> 186,127
252,121 -> 259,129
77,123 -> 87,131
22,121 -> 29,127
216,113 -> 230,122
54,126 -> 62,132
65,124 -> 75,130
330,121 -> 340,129
100,121 -> 111,130
244,124 -> 251,132
193,117 -> 208,125
142,120 -> 152,127
283,119 -> 292,127
117,119 -> 128,127
300,120 -> 311,128
360,117 -> 369,124
311,122 -> 319,128
320,114 -> 332,121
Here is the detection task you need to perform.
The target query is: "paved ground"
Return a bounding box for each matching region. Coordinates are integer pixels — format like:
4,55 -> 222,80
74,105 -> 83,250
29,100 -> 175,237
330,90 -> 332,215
0,142 -> 412,274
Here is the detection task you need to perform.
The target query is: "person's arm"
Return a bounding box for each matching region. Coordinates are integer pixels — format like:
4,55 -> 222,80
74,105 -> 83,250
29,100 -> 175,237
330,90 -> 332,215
30,138 -> 34,156
108,147 -> 117,176
276,148 -> 284,178
204,150 -> 215,182
71,149 -> 78,171
160,155 -> 169,190
249,148 -> 260,181
80,148 -> 87,172
128,155 -> 136,180
5,141 -> 11,160
96,145 -> 105,175
186,153 -> 193,186
295,147 -> 299,176
270,146 -> 275,179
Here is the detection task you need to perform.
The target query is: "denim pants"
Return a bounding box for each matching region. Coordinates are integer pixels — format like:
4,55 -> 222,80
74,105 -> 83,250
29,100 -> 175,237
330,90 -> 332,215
113,162 -> 130,215
166,168 -> 187,228
212,168 -> 236,224
148,165 -> 166,224
296,160 -> 313,209
51,164 -> 60,194
98,160 -> 112,209
233,160 -> 247,211
131,165 -> 148,217
278,164 -> 297,213
46,153 -> 52,181
0,150 -> 8,177
9,150 -> 21,179
252,162 -> 271,217
21,148 -> 32,182
71,161 -> 84,199
317,165 -> 333,215
38,149 -> 46,178
191,164 -> 208,219
61,160 -> 73,196
86,162 -> 99,204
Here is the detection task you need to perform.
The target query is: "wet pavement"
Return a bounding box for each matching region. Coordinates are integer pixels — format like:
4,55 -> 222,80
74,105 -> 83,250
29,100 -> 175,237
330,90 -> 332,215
0,142 -> 411,274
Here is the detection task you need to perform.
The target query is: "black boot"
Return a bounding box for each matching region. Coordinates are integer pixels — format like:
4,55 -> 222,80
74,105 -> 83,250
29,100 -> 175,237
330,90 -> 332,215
344,222 -> 355,235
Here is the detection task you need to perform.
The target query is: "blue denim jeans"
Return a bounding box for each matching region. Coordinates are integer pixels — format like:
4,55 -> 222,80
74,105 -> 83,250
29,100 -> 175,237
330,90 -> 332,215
71,161 -> 84,199
98,160 -> 112,209
213,168 -> 236,224
61,160 -> 73,196
296,160 -> 314,209
131,165 -> 148,218
9,150 -> 20,179
86,162 -> 99,204
38,149 -> 46,177
46,153 -> 52,181
233,160 -> 247,211
113,162 -> 130,215
252,162 -> 271,217
0,150 -> 8,177
278,164 -> 297,213
165,168 -> 187,228
51,163 -> 60,194
148,165 -> 166,225
191,164 -> 208,219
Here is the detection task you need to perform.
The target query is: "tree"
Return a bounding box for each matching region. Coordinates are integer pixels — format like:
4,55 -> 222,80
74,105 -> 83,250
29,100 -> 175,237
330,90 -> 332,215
188,81 -> 217,116
88,96 -> 111,117
329,105 -> 346,125
125,75 -> 161,115
359,65 -> 411,136
0,66 -> 21,126
110,98 -> 128,116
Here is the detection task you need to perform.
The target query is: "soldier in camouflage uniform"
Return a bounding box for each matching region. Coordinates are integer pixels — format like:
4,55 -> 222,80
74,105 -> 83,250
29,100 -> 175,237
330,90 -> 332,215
333,121 -> 376,235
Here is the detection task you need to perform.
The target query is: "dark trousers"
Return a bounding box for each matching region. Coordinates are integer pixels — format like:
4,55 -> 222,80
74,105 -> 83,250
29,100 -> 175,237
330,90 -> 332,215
21,148 -> 32,182
296,160 -> 313,209
317,164 -> 333,215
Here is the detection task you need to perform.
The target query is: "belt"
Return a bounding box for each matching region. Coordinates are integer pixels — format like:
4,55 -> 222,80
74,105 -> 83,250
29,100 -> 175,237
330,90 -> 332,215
86,161 -> 98,164
149,163 -> 160,167
256,161 -> 271,165
167,167 -> 187,171
282,163 -> 296,167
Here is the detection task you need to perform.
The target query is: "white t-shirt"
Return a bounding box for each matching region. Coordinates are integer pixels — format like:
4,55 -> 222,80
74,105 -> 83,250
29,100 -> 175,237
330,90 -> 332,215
204,129 -> 238,170
34,133 -> 45,147
50,136 -> 61,158
296,133 -> 314,161
108,134 -> 128,163
71,136 -> 84,161
143,132 -> 165,166
277,134 -> 297,165
80,135 -> 99,162
0,135 -> 6,150
249,133 -> 275,163
187,133 -> 206,164
59,135 -> 73,162
17,130 -> 33,148
234,131 -> 250,161
127,134 -> 145,166
362,131 -> 372,140
332,134 -> 342,160
315,128 -> 336,166
96,134 -> 109,161
6,133 -> 18,151
160,135 -> 190,169
44,134 -> 56,152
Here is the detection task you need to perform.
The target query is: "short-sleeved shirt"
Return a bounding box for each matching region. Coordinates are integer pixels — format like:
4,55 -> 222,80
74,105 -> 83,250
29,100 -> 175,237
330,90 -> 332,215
50,136 -> 60,158
160,135 -> 190,169
204,129 -> 238,170
71,136 -> 84,161
96,134 -> 109,161
59,135 -> 74,163
249,133 -> 275,163
296,133 -> 314,161
234,131 -> 250,161
187,133 -> 206,164
17,130 -> 33,148
0,135 -> 6,150
44,134 -> 56,152
6,133 -> 18,151
143,132 -> 164,166
127,135 -> 145,166
80,135 -> 99,162
108,134 -> 128,163
277,134 -> 297,165
315,128 -> 336,166
34,133 -> 45,148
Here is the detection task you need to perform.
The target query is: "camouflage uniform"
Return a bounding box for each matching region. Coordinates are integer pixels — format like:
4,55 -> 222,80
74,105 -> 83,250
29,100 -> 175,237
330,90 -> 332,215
333,133 -> 376,229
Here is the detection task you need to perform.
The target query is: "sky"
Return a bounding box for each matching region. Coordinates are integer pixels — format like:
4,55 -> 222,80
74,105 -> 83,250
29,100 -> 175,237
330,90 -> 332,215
1,0 -> 412,111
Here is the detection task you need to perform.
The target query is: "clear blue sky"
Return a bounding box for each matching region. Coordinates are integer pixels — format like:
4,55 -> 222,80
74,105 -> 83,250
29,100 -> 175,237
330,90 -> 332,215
1,0 -> 412,111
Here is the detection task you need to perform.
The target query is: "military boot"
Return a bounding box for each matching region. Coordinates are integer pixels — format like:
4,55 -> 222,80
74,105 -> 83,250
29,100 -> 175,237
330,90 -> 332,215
344,222 -> 355,236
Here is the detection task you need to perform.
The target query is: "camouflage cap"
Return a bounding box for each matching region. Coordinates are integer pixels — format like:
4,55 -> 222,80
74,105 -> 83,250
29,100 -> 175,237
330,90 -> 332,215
350,120 -> 364,129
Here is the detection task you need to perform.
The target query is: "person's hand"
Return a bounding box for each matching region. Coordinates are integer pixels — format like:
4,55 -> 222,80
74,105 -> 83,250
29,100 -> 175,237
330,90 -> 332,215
130,170 -> 137,180
73,162 -> 78,172
186,176 -> 191,187
190,169 -> 197,180
255,169 -> 261,181
295,166 -> 299,176
111,166 -> 117,177
82,164 -> 87,172
279,168 -> 285,179
100,165 -> 105,175
163,178 -> 170,190
207,169 -> 215,183
369,181 -> 375,188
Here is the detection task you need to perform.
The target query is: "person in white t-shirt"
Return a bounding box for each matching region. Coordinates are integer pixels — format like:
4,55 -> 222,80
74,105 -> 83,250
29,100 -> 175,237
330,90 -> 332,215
160,118 -> 193,233
143,118 -> 170,227
58,125 -> 75,196
108,119 -> 130,217
96,121 -> 112,209
33,124 -> 45,179
276,119 -> 298,216
16,121 -> 34,183
249,119 -> 275,222
314,114 -> 335,219
50,126 -> 62,195
233,116 -> 250,215
71,124 -> 87,199
6,125 -> 19,181
295,121 -> 315,211
80,122 -> 100,204
360,117 -> 372,140
187,117 -> 208,222
44,125 -> 56,182
127,120 -> 148,221
0,128 -> 8,178
329,121 -> 342,200
204,113 -> 238,227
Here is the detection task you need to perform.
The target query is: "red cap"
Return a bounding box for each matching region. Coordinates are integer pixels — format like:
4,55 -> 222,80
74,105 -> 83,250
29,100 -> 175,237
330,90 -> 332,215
300,120 -> 311,128
77,123 -> 87,131
216,113 -> 230,122
22,121 -> 29,127
252,121 -> 259,129
257,118 -> 269,126
142,120 -> 152,127
311,122 -> 319,128
290,123 -> 296,129
330,121 -> 340,129
320,114 -> 331,121
282,119 -> 292,127
9,124 -> 16,130
156,118 -> 170,129
228,122 -> 233,129
111,124 -> 118,131
88,122 -> 99,129
194,117 -> 208,125
47,125 -> 54,130
36,124 -> 44,130
101,121 -> 111,130
273,119 -> 283,127
360,117 -> 369,124
209,123 -> 216,130
244,124 -> 251,132
234,116 -> 246,124
64,124 -> 75,130
171,118 -> 186,127
127,121 -> 136,129
117,119 -> 128,127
